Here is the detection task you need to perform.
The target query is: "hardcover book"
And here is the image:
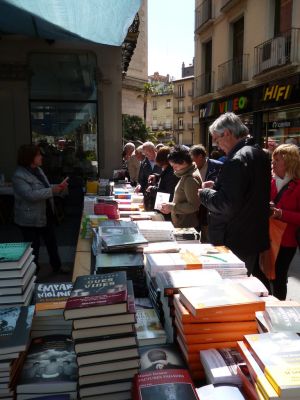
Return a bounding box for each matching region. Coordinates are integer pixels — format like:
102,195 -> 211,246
35,282 -> 73,315
0,275 -> 35,305
76,346 -> 139,367
244,332 -> 300,397
0,262 -> 36,292
0,254 -> 34,279
16,335 -> 77,394
74,332 -> 137,354
0,242 -> 32,269
179,282 -> 265,317
139,344 -> 186,372
135,308 -> 166,346
0,306 -> 34,355
64,272 -> 128,320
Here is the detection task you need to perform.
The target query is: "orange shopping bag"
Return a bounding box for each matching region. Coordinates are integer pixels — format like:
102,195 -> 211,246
259,218 -> 287,280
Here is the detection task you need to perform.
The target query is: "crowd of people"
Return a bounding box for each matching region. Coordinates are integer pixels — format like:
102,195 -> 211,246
123,112 -> 300,300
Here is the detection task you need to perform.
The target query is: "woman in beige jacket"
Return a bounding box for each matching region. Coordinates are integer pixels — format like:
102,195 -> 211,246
160,145 -> 202,228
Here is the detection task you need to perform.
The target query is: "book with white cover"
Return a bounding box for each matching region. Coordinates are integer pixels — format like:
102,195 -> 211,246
196,384 -> 246,400
225,276 -> 269,297
154,192 -> 170,211
135,220 -> 175,242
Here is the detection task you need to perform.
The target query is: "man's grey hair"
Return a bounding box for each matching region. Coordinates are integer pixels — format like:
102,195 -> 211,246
209,112 -> 249,138
142,141 -> 156,150
123,142 -> 135,152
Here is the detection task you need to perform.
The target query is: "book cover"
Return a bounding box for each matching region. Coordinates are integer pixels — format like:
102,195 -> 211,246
227,276 -> 269,297
64,272 -> 127,318
0,306 -> 34,355
0,242 -> 32,268
244,332 -> 300,396
179,282 -> 265,317
99,220 -> 148,250
156,269 -> 222,296
173,227 -> 201,241
264,305 -> 300,333
200,348 -> 245,386
196,384 -> 245,400
139,344 -> 186,372
95,252 -> 144,270
133,369 -> 199,400
35,282 -> 73,313
17,335 -> 77,394
135,308 -> 166,346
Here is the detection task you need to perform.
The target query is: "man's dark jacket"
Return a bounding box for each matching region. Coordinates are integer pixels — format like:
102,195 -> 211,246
205,158 -> 223,181
138,158 -> 162,194
200,137 -> 271,263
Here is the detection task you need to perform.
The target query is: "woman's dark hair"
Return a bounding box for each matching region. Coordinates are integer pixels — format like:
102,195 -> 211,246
168,145 -> 192,165
17,144 -> 40,167
156,146 -> 170,166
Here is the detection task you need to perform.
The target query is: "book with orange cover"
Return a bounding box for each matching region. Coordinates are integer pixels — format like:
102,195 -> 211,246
179,282 -> 265,318
34,282 -> 73,315
175,316 -> 257,335
174,295 -> 256,324
175,320 -> 255,344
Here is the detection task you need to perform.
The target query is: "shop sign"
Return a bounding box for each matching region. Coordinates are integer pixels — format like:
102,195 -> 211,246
262,84 -> 292,102
199,95 -> 248,119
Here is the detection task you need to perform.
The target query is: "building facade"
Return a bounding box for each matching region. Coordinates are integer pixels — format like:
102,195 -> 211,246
122,0 -> 149,125
194,0 -> 300,150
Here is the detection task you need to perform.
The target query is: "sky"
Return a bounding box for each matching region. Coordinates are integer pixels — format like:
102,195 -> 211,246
148,0 -> 195,80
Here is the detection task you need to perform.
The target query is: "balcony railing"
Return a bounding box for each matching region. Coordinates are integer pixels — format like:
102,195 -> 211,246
254,28 -> 300,75
218,54 -> 249,90
194,71 -> 214,97
195,0 -> 213,32
174,91 -> 185,98
174,107 -> 185,114
174,123 -> 185,130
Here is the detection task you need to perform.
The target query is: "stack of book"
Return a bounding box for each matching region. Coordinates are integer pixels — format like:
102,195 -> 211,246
237,332 -> 300,400
0,306 -> 34,399
64,272 -> 139,399
155,269 -> 223,345
175,282 -> 265,380
16,335 -> 78,399
95,252 -> 147,297
31,282 -> 73,338
135,298 -> 167,347
226,276 -> 269,297
173,227 -> 201,243
0,243 -> 36,307
135,220 -> 175,242
177,244 -> 248,278
80,214 -> 108,239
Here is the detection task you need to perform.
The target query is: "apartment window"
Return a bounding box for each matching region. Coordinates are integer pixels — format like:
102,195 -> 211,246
178,118 -> 184,128
178,100 -> 184,112
152,100 -> 157,110
166,99 -> 171,108
275,0 -> 292,35
232,17 -> 244,84
178,85 -> 184,97
29,52 -> 98,181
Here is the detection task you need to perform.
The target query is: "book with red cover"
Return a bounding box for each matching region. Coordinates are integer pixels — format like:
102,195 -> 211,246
133,369 -> 199,400
64,272 -> 128,320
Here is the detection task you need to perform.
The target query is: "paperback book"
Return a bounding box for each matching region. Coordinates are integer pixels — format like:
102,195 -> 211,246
34,282 -> 73,315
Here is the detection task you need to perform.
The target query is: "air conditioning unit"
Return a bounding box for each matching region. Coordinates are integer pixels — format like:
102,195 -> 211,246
261,36 -> 286,71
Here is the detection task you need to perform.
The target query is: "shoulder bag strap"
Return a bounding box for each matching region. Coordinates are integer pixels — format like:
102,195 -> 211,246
273,180 -> 293,205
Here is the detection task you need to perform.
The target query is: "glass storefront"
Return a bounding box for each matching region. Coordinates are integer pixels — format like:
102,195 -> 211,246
263,107 -> 300,150
29,53 -> 98,182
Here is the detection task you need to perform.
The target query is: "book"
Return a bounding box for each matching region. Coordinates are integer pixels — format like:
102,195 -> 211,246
95,252 -> 144,271
73,279 -> 136,329
78,367 -> 138,387
76,391 -> 131,400
135,308 -> 167,346
237,340 -> 279,400
179,282 -> 265,317
196,384 -> 246,400
244,332 -> 300,397
74,332 -> 137,354
174,294 -> 256,324
143,241 -> 179,254
0,306 -> 34,355
0,275 -> 35,304
263,305 -> 300,333
79,380 -> 132,398
16,335 -> 77,394
133,368 -> 199,400
64,272 -> 128,320
145,253 -> 201,278
156,269 -> 222,296
136,220 -> 175,242
76,346 -> 139,367
139,344 -> 186,372
226,276 -> 269,297
0,254 -> 34,279
0,242 -> 32,268
154,192 -> 170,211
72,323 -> 135,341
200,348 -> 245,386
34,282 -> 73,315
173,227 -> 201,241
78,357 -> 140,377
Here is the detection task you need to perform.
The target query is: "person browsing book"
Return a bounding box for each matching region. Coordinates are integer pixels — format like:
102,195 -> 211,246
160,145 -> 202,228
199,112 -> 271,275
269,144 -> 300,300
12,144 -> 68,274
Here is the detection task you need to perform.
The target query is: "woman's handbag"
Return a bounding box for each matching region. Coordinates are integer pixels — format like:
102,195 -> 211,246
259,218 -> 287,280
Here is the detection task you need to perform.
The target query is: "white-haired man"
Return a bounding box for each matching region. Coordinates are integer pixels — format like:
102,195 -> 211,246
135,142 -> 162,194
123,142 -> 140,185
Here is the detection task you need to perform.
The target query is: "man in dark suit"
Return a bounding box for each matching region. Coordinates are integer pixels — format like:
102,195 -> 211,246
190,144 -> 223,242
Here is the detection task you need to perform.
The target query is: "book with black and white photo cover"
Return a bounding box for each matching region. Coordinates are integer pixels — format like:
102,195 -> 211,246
34,282 -> 73,316
64,271 -> 128,320
200,348 -> 245,386
0,242 -> 32,269
139,343 -> 186,372
0,306 -> 34,355
132,368 -> 199,400
16,335 -> 77,395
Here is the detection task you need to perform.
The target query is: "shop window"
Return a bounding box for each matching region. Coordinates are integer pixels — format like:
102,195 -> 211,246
29,53 -> 98,182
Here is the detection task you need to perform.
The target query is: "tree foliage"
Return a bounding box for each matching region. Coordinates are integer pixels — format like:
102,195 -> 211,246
122,114 -> 149,142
